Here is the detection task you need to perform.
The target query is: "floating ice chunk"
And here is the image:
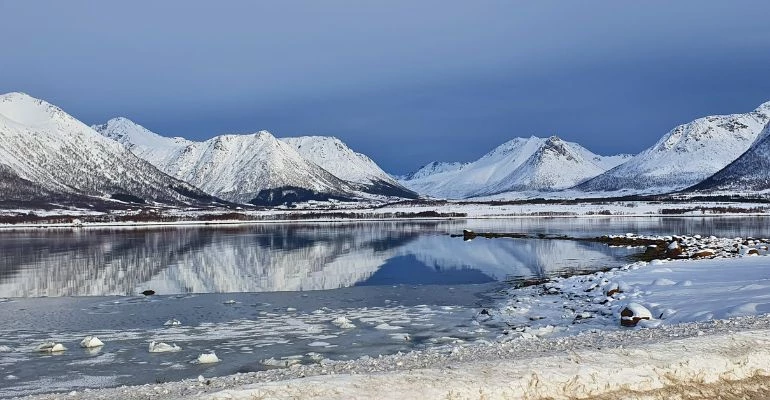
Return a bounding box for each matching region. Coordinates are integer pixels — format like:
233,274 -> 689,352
331,316 -> 356,329
307,341 -> 331,347
148,341 -> 181,353
37,342 -> 66,352
374,323 -> 403,330
223,300 -> 237,305
0,345 -> 12,352
79,336 -> 104,348
677,280 -> 693,287
164,318 -> 181,326
197,352 -> 220,364
652,278 -> 677,286
727,303 -> 759,317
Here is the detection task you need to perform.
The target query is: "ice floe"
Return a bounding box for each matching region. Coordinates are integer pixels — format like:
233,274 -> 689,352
196,352 -> 220,364
36,342 -> 66,353
80,336 -> 104,348
330,316 -> 355,329
148,341 -> 181,353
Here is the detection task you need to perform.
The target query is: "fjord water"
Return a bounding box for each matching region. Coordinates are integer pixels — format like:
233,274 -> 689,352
2,217 -> 770,397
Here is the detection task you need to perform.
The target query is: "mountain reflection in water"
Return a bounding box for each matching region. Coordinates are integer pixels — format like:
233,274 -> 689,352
3,216 -> 769,298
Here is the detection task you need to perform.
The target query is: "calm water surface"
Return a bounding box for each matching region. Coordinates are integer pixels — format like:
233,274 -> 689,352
1,216 -> 769,397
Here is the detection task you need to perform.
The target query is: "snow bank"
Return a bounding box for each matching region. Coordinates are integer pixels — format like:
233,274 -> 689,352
494,255 -> 770,337
205,330 -> 770,400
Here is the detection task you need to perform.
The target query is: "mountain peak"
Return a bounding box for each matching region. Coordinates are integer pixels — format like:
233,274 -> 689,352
544,135 -> 564,144
755,100 -> 770,113
281,135 -> 417,198
93,117 -> 177,148
577,101 -> 770,193
0,92 -> 72,127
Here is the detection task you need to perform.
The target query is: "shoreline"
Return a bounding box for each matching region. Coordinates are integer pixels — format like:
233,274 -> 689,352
18,315 -> 770,400
2,211 -> 770,231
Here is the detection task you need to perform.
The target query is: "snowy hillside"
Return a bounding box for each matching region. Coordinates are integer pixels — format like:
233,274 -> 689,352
0,93 -> 220,206
475,137 -> 627,195
687,122 -> 770,193
281,136 -> 418,199
402,161 -> 470,181
576,101 -> 770,194
399,136 -> 628,199
94,118 -> 357,205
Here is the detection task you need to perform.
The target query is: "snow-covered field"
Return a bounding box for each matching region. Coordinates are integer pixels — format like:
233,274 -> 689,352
16,238 -> 770,400
2,200 -> 769,231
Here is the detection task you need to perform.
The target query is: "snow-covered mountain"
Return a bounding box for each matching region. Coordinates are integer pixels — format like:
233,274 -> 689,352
576,101 -> 770,194
399,136 -> 629,199
281,136 -> 418,199
401,161 -> 470,181
476,136 -> 631,196
94,118 -> 358,205
687,122 -> 770,193
0,92 -> 220,206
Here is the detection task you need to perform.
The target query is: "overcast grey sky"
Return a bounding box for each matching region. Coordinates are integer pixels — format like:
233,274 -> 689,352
2,1 -> 770,174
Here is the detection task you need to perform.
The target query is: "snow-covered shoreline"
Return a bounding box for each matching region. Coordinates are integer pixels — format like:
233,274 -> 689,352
1,201 -> 769,231
19,316 -> 770,400
15,240 -> 770,400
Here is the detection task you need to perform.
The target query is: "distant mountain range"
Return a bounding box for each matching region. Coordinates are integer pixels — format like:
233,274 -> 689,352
400,101 -> 770,199
1,92 -> 769,209
94,118 -> 417,205
575,101 -> 770,194
0,92 -> 222,208
398,136 -> 631,198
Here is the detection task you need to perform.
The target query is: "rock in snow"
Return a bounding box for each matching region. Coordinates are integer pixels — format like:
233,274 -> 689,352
620,303 -> 653,327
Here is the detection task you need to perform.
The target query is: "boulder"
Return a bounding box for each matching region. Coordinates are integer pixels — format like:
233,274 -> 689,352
620,303 -> 653,327
666,241 -> 683,258
691,249 -> 716,259
604,282 -> 622,297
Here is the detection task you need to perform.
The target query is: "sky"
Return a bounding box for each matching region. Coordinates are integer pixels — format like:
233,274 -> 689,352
2,1 -> 770,174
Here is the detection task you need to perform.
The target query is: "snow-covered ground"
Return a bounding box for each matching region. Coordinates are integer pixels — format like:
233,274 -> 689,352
2,200 -> 769,231
15,239 -> 770,400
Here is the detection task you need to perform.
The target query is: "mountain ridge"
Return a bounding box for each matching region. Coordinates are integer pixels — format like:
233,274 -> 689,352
0,92 -> 222,207
575,101 -> 770,194
398,135 -> 630,199
94,117 -> 358,205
